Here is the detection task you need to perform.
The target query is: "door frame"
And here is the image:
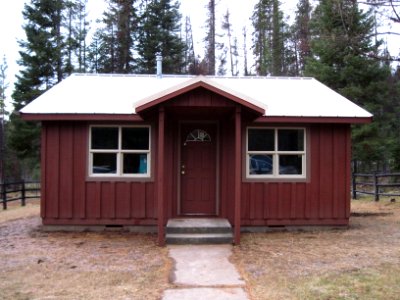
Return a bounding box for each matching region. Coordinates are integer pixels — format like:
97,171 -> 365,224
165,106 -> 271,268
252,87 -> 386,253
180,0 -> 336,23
177,121 -> 220,216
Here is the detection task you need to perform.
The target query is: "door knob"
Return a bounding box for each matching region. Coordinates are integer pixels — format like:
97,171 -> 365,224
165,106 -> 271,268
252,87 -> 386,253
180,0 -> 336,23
181,170 -> 185,175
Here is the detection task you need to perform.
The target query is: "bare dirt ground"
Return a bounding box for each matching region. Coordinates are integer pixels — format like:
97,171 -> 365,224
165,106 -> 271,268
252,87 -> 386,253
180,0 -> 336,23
1,199 -> 399,300
0,202 -> 170,300
232,198 -> 400,300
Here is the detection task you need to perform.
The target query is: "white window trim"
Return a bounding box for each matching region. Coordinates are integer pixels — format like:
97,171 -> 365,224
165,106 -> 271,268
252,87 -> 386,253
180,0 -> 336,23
88,125 -> 151,178
246,127 -> 306,179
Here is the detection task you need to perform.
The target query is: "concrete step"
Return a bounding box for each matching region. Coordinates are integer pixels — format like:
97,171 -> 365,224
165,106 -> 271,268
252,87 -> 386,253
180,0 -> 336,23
166,218 -> 232,234
166,233 -> 233,245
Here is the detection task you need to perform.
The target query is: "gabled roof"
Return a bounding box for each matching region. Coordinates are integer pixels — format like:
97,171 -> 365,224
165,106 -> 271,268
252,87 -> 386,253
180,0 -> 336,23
20,73 -> 372,121
134,76 -> 265,114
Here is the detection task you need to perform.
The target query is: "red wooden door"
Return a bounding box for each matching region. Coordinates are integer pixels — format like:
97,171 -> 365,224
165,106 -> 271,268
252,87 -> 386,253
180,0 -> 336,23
180,124 -> 217,215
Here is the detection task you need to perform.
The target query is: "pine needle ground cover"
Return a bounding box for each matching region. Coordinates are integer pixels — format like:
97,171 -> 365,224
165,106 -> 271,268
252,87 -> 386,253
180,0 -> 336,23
233,199 -> 400,300
0,203 -> 170,300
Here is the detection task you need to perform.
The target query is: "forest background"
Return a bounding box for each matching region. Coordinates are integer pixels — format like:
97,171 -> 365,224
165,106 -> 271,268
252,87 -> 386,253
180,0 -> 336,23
0,0 -> 399,181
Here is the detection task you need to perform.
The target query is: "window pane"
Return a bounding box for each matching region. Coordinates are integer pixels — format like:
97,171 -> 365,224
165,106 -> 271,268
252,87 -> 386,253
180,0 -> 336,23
278,129 -> 304,151
123,153 -> 148,174
122,127 -> 149,150
91,127 -> 118,149
92,153 -> 117,174
248,129 -> 274,151
279,155 -> 302,175
249,154 -> 273,175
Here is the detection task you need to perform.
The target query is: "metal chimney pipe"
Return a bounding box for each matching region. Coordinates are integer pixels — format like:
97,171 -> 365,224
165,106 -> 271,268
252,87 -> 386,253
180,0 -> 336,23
156,54 -> 162,78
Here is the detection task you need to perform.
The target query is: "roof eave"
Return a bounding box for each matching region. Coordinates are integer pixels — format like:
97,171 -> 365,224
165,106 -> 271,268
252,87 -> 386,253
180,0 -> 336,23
255,116 -> 373,124
135,77 -> 265,115
20,113 -> 143,122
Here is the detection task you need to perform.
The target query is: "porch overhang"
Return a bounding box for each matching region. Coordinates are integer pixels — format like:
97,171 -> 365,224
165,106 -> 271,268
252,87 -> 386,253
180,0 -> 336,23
134,76 -> 266,116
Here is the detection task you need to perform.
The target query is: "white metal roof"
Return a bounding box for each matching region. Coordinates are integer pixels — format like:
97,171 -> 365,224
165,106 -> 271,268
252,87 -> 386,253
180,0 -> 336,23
20,73 -> 372,118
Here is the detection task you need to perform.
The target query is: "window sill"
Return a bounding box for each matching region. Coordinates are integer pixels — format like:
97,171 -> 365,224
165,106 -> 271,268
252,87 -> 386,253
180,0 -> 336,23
86,175 -> 153,182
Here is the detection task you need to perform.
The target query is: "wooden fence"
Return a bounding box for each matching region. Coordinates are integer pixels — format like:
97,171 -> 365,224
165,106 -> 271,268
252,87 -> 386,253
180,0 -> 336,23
1,181 -> 41,210
352,172 -> 400,201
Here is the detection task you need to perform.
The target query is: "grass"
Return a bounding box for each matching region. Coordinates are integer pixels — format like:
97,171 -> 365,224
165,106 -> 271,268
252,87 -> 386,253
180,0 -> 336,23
293,264 -> 400,300
0,203 -> 171,300
1,197 -> 400,299
232,197 -> 400,300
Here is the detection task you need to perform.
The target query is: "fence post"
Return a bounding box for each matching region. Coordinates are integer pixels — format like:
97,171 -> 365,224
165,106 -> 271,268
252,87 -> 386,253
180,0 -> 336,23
374,172 -> 379,201
352,173 -> 357,199
21,180 -> 26,206
2,182 -> 6,210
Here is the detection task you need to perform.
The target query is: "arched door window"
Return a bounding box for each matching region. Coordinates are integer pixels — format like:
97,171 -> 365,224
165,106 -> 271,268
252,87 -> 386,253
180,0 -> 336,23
185,129 -> 211,142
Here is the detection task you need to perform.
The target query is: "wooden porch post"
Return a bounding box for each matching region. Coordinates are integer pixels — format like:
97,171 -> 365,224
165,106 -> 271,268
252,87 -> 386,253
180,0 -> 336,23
234,106 -> 242,244
157,106 -> 165,246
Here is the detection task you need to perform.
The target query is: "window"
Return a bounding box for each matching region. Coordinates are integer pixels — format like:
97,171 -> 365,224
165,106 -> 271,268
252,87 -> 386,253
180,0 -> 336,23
247,128 -> 306,178
186,129 -> 211,142
89,126 -> 150,177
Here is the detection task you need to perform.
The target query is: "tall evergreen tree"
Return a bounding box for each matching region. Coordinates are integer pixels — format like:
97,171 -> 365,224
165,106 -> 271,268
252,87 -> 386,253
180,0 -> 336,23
183,16 -> 196,74
293,0 -> 312,74
204,0 -> 216,75
89,0 -> 136,73
251,0 -> 288,76
221,9 -> 238,76
135,0 -> 185,74
0,56 -> 7,183
242,27 -> 250,76
305,0 -> 392,165
10,0 -> 67,169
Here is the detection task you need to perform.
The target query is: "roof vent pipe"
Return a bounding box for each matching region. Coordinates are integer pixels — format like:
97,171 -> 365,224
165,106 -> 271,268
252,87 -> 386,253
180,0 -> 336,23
156,54 -> 162,79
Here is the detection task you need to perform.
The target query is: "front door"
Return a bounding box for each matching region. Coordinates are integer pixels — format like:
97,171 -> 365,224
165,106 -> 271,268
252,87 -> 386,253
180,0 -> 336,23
180,123 -> 217,215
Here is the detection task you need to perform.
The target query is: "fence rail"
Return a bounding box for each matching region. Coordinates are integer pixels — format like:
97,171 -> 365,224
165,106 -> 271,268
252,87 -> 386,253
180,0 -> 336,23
1,181 -> 41,210
352,172 -> 400,201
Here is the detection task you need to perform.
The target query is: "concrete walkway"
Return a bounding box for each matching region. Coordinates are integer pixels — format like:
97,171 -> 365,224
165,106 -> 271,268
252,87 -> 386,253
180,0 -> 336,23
162,245 -> 249,300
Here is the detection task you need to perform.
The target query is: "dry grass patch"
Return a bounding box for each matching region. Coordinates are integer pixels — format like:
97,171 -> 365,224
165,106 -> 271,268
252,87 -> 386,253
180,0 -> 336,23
0,201 -> 40,223
0,210 -> 171,299
233,199 -> 400,300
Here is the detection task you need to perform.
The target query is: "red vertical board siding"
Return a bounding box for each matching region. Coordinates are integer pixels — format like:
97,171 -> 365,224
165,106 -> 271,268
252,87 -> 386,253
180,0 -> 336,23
240,124 -> 350,225
309,125 -> 320,219
131,182 -> 146,218
146,183 -> 156,219
295,183 -> 306,219
73,124 -> 87,219
333,127 -> 344,218
290,183 -> 297,219
59,124 -> 74,219
41,115 -> 351,226
46,125 -> 60,218
85,182 -> 96,219
345,127 -> 351,219
267,183 -> 279,219
254,183 -> 264,220
115,182 -> 130,219
241,183 -> 250,219
40,125 -> 47,219
319,125 -> 333,219
279,183 -> 291,219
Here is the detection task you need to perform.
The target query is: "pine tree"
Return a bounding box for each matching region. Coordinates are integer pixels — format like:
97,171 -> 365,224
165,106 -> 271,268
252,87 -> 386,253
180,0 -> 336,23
251,0 -> 287,76
10,0 -> 67,169
293,0 -> 312,74
305,0 -> 392,165
0,56 -> 7,183
242,27 -> 250,76
252,0 -> 273,75
183,16 -> 196,74
74,0 -> 89,73
90,0 -> 136,73
136,0 -> 185,74
204,0 -> 216,75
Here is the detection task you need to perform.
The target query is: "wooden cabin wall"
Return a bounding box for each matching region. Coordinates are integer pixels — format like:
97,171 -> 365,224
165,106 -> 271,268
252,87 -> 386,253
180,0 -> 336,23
41,121 -> 158,225
239,124 -> 351,226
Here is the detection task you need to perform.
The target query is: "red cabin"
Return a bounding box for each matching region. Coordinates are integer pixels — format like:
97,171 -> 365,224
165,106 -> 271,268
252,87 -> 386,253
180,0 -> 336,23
20,74 -> 372,245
